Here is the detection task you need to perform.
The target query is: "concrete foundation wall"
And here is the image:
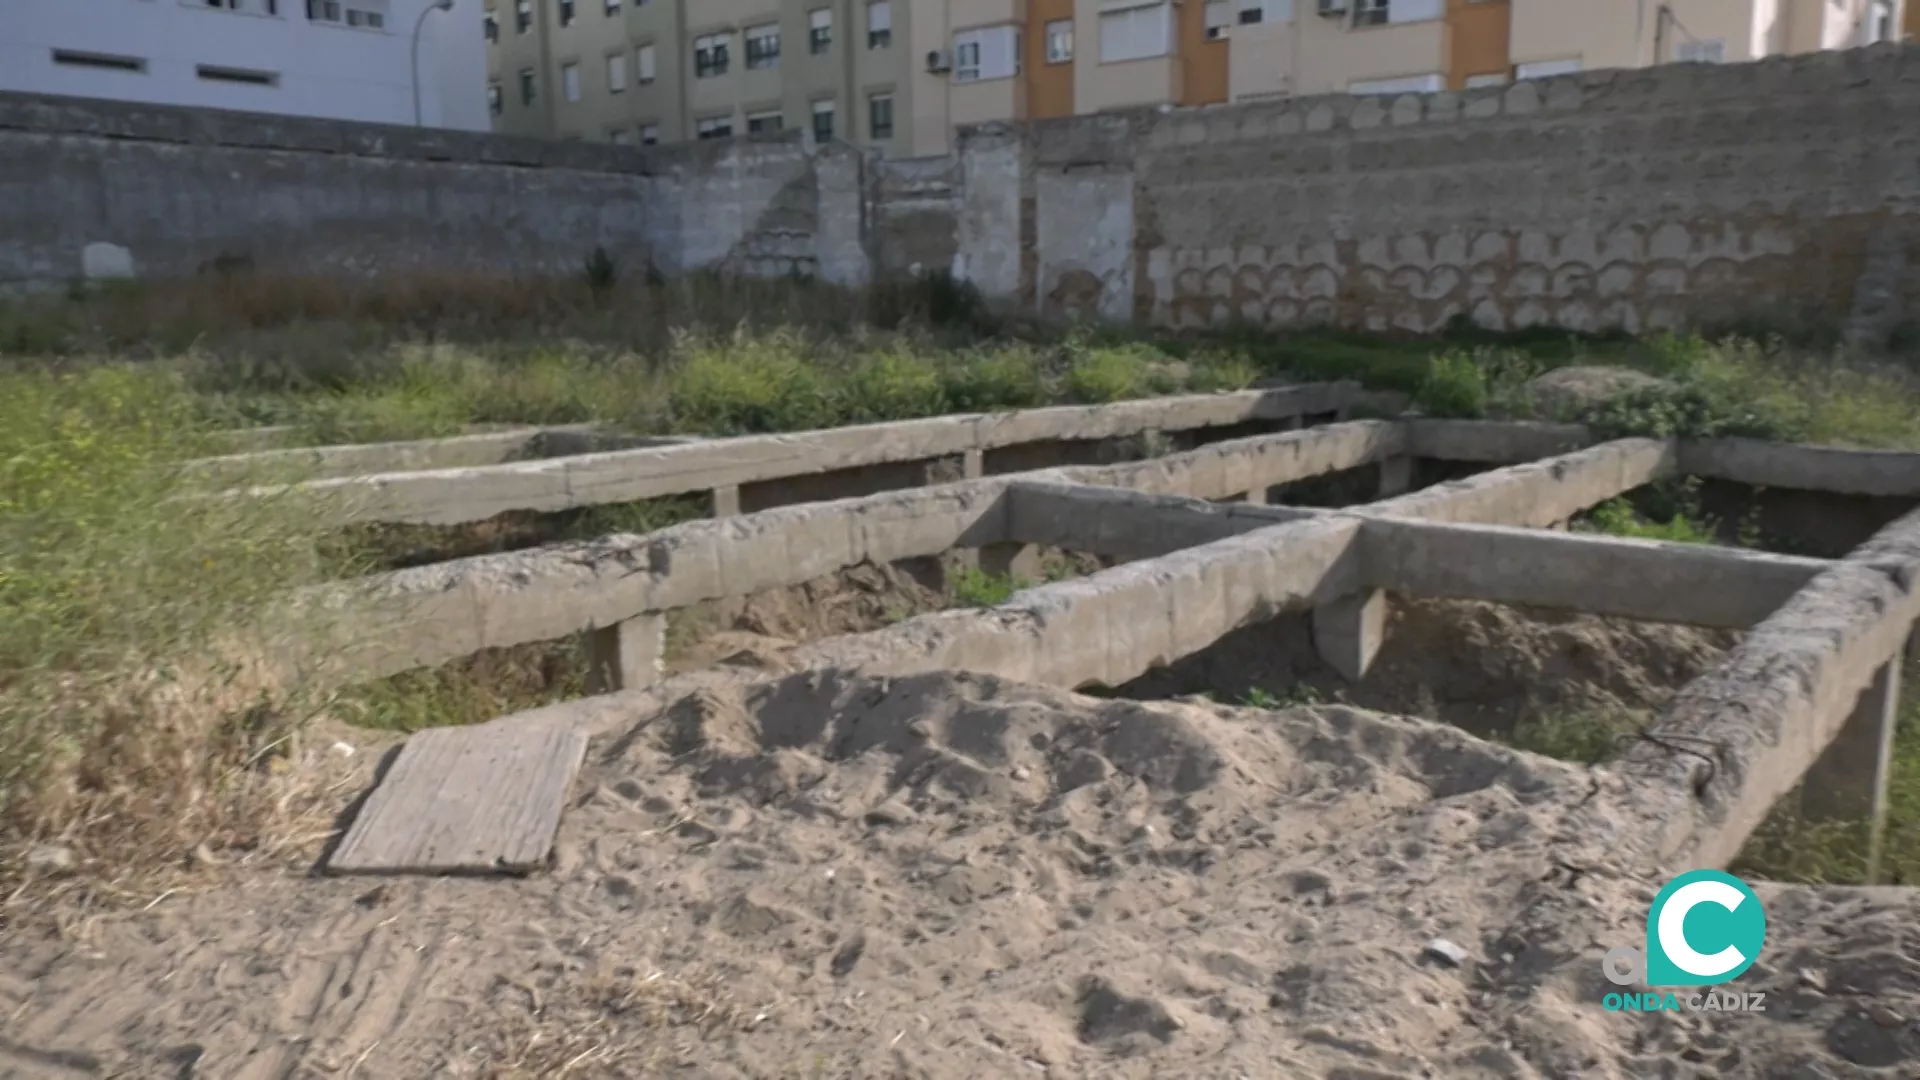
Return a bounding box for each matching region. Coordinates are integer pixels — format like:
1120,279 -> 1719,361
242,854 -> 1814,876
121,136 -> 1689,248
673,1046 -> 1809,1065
0,91 -> 859,288
246,383 -> 1364,525
951,44 -> 1920,344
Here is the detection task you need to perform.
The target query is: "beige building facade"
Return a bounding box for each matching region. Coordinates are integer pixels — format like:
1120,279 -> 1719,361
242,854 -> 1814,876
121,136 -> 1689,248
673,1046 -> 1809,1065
488,0 -> 1906,151
487,0 -> 917,151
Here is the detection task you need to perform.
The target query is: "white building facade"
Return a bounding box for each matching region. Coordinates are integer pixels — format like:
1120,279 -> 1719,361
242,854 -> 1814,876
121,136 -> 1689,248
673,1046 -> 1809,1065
0,0 -> 490,131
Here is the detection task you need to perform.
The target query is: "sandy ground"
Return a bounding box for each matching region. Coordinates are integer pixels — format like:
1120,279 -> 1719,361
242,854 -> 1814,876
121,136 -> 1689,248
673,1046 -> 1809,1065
4,663 -> 1918,1080
1125,598 -> 1737,743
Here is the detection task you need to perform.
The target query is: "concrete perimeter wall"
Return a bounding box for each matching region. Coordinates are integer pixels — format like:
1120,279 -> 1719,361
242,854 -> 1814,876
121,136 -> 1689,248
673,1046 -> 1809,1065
0,91 -> 866,289
15,43 -> 1920,344
950,43 -> 1920,345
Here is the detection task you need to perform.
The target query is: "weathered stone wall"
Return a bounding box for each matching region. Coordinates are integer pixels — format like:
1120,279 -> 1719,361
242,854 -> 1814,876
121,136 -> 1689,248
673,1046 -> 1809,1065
870,155 -> 961,279
0,91 -> 867,289
954,43 -> 1920,344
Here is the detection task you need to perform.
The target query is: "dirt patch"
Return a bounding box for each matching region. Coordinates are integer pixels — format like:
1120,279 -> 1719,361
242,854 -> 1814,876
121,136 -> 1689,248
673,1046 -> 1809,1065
1121,598 -> 1736,750
5,672 -> 1914,1078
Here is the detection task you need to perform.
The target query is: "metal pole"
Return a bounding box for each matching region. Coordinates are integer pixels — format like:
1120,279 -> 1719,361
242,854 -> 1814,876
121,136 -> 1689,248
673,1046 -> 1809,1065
412,1 -> 451,127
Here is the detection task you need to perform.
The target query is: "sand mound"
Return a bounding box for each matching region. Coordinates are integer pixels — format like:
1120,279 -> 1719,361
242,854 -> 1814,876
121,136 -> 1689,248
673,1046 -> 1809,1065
1522,365 -> 1672,420
5,671 -> 1916,1078
1126,598 -> 1736,742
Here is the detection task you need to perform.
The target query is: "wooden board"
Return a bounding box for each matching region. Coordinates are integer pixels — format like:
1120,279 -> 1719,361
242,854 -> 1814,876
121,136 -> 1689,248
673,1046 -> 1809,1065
327,719 -> 587,875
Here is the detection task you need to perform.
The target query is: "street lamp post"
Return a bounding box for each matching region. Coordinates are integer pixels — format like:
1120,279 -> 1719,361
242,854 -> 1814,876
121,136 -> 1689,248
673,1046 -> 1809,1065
411,0 -> 456,127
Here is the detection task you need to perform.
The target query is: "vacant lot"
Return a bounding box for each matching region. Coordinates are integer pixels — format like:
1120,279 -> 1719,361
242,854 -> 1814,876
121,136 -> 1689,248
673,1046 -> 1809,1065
4,271 -> 1920,933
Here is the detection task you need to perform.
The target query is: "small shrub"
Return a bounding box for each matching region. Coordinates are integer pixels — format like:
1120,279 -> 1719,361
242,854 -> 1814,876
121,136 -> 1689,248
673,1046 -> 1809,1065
938,348 -> 1049,412
1414,350 -> 1488,418
583,246 -> 620,294
947,566 -> 1020,608
1585,497 -> 1719,545
1062,342 -> 1177,404
1241,687 -> 1281,709
666,333 -> 837,434
837,347 -> 948,423
1579,380 -> 1801,442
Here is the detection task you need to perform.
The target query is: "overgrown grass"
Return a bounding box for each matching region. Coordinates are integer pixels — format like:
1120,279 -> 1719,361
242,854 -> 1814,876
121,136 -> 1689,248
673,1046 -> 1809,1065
0,366 -> 361,917
9,273 -> 1920,906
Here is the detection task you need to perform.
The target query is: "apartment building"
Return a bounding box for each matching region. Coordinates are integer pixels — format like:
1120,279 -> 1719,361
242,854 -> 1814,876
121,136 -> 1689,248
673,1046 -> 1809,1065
1,0 -> 488,130
489,0 -> 1905,151
488,0 -> 915,151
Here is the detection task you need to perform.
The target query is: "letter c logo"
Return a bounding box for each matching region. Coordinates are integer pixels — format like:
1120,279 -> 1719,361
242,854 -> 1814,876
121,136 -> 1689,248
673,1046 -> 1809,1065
1644,869 -> 1766,988
1657,879 -> 1748,978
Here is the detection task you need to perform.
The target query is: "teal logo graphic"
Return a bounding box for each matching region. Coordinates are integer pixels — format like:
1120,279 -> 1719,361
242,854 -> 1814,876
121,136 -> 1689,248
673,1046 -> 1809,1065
1601,870 -> 1768,1013
1642,870 -> 1766,986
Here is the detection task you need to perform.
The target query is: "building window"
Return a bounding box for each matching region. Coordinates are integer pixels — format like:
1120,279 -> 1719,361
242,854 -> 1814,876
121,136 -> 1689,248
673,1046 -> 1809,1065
487,80 -> 502,113
1514,57 -> 1580,80
197,64 -> 278,86
1347,72 -> 1442,94
809,8 -> 832,53
696,115 -> 733,139
868,93 -> 893,140
811,98 -> 834,141
559,62 -> 580,101
307,0 -> 384,27
519,66 -> 536,103
206,0 -> 280,11
607,52 -> 627,91
1098,3 -> 1172,63
636,43 -> 657,83
1675,38 -> 1726,63
639,122 -> 660,144
1353,0 -> 1387,26
1203,1 -> 1230,38
746,24 -> 781,70
515,0 -> 531,32
484,11 -> 498,41
1045,19 -> 1073,62
1869,1 -> 1894,43
694,32 -> 730,77
51,49 -> 147,73
558,0 -> 575,27
604,0 -> 619,13
867,1 -> 891,48
747,109 -> 783,132
954,25 -> 1020,82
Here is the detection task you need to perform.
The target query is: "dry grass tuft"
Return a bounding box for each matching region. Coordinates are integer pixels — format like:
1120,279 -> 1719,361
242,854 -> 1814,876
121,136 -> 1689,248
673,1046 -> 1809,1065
474,964 -> 762,1079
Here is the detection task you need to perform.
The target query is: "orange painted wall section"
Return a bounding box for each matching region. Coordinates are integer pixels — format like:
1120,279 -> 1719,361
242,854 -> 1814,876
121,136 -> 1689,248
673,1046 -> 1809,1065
1180,0 -> 1229,106
1446,0 -> 1512,88
1027,0 -> 1077,119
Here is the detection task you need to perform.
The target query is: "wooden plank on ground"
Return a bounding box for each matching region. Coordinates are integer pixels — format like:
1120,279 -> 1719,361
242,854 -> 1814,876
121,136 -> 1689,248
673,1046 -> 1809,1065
327,719 -> 587,875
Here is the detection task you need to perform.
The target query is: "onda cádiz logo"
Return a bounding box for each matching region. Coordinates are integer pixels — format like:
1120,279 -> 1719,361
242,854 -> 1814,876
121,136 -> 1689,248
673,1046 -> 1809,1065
1600,869 -> 1768,1014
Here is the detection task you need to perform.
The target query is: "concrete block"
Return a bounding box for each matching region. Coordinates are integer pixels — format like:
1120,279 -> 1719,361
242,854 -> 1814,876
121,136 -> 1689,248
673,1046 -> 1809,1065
1800,651 -> 1901,880
1313,589 -> 1389,682
979,541 -> 1043,583
586,612 -> 666,694
1378,455 -> 1414,498
712,485 -> 742,517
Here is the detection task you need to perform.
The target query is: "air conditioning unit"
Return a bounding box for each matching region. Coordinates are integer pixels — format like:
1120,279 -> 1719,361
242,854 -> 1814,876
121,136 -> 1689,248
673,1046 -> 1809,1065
1316,0 -> 1349,15
925,49 -> 952,74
